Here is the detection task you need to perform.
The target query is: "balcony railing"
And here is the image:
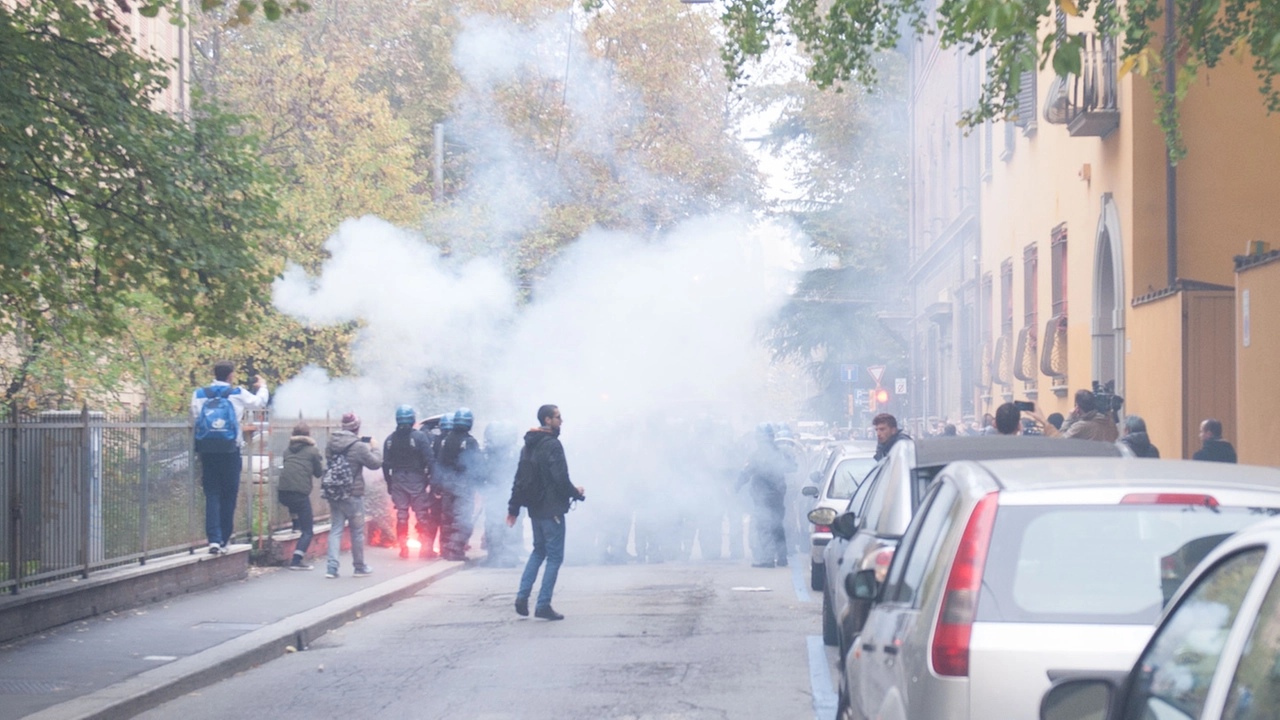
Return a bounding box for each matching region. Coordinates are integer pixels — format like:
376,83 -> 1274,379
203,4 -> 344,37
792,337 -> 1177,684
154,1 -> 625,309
1067,33 -> 1120,138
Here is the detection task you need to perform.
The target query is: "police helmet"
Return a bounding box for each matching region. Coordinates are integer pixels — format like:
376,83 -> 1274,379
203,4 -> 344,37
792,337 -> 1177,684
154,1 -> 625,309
775,423 -> 793,439
453,407 -> 474,431
395,405 -> 416,426
756,422 -> 775,438
438,413 -> 455,432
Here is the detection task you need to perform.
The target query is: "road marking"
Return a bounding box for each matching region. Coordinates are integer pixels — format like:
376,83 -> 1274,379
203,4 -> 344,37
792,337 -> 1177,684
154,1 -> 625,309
791,555 -> 812,602
808,635 -> 838,720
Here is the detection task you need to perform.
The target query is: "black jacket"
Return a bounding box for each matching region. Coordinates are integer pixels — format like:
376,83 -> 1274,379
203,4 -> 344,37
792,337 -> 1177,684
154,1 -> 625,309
508,428 -> 582,519
1120,432 -> 1161,458
382,427 -> 433,483
874,430 -> 910,461
1193,438 -> 1238,463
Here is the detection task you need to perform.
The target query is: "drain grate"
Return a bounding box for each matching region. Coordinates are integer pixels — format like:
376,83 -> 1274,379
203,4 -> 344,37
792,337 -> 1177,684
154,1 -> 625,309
0,679 -> 78,694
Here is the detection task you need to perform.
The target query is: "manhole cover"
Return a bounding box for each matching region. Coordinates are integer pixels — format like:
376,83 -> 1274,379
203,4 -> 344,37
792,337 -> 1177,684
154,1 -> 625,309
0,679 -> 78,694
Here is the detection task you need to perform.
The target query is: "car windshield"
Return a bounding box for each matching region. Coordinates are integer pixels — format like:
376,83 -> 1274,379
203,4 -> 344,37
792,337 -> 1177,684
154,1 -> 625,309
977,503 -> 1280,625
827,457 -> 877,499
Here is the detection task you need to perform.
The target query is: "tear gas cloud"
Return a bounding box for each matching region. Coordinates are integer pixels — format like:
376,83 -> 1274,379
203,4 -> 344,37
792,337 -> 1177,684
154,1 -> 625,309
270,11 -> 809,562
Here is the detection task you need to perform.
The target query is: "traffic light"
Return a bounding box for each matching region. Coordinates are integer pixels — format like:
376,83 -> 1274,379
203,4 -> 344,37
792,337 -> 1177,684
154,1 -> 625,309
875,388 -> 890,405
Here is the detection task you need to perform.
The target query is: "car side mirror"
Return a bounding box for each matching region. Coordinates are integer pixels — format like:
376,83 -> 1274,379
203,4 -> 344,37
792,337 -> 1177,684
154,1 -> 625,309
830,511 -> 858,540
846,568 -> 879,600
802,485 -> 819,498
810,471 -> 823,483
1040,677 -> 1118,720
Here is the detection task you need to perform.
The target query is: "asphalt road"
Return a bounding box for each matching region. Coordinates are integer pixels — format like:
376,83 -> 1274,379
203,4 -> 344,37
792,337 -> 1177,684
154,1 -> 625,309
134,559 -> 838,719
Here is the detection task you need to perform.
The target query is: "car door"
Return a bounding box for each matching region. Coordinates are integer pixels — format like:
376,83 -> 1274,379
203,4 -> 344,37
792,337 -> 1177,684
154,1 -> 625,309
828,460 -> 888,619
856,480 -> 960,720
1116,546 -> 1270,720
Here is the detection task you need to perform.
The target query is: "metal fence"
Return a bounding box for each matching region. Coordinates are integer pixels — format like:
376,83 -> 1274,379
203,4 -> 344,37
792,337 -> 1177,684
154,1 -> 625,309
1,406 -> 342,594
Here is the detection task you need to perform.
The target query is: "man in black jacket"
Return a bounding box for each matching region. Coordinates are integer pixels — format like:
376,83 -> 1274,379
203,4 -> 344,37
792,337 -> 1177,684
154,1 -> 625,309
1193,418 -> 1238,463
507,404 -> 585,620
1119,415 -> 1161,458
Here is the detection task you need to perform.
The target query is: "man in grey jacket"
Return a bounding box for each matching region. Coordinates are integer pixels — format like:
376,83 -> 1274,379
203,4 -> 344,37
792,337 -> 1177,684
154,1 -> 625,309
325,413 -> 383,578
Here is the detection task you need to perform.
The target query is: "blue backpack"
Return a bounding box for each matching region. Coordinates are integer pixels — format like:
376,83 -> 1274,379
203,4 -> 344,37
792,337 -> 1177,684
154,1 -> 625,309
194,385 -> 241,453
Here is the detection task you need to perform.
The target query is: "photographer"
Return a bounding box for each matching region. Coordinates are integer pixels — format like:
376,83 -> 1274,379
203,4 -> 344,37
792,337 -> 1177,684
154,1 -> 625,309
1060,389 -> 1120,442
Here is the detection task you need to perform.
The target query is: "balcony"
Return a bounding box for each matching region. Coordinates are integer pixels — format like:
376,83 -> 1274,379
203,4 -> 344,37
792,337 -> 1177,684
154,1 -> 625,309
1066,33 -> 1120,138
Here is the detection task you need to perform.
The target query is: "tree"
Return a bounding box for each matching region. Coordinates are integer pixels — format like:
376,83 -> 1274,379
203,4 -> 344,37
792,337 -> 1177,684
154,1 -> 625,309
721,0 -> 1280,159
0,0 -> 280,405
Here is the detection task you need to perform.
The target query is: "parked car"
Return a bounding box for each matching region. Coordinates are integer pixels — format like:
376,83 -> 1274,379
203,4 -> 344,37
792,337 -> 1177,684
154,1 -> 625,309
841,458 -> 1280,720
816,436 -> 1128,665
1039,512 -> 1280,720
803,442 -> 878,590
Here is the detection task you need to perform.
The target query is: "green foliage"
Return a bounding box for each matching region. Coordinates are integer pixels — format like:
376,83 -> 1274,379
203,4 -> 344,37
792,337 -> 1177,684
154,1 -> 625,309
721,0 -> 1280,160
0,1 -> 280,405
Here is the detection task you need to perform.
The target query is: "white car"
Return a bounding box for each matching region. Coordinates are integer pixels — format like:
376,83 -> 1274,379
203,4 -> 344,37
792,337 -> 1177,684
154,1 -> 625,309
803,442 -> 877,591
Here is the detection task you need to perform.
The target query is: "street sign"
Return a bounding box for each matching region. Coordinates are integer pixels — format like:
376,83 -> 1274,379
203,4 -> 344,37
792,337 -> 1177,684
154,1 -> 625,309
856,389 -> 868,408
841,364 -> 859,383
895,378 -> 907,394
867,365 -> 886,385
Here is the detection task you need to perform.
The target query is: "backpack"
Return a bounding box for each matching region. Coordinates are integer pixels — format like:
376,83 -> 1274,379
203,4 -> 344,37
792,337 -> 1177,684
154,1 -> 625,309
321,447 -> 356,502
194,386 -> 240,453
509,444 -> 540,509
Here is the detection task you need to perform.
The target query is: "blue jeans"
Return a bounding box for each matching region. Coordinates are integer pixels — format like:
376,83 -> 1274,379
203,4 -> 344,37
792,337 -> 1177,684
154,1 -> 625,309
278,491 -> 314,556
518,516 -> 566,609
200,451 -> 241,546
327,497 -> 367,574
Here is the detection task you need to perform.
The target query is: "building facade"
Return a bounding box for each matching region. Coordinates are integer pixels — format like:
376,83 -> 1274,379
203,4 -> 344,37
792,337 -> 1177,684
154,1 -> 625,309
907,10 -> 1280,461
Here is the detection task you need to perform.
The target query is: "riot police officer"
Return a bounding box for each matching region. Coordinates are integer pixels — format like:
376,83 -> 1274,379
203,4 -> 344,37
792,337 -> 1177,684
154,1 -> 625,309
481,421 -> 522,567
382,405 -> 434,559
436,408 -> 481,561
419,413 -> 454,558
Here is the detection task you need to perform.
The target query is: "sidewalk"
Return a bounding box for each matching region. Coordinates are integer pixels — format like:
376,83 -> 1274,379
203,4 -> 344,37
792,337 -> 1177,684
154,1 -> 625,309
0,544 -> 472,720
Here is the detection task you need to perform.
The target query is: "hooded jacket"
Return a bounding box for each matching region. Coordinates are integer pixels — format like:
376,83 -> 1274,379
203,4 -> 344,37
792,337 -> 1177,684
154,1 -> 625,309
1120,432 -> 1161,458
326,430 -> 383,498
1061,411 -> 1120,442
279,435 -> 324,495
874,430 -> 910,461
1193,437 -> 1238,463
508,428 -> 582,519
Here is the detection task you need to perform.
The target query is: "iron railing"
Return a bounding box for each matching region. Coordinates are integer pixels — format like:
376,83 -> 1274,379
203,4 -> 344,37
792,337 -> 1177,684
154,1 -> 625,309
1,406 -> 343,594
1066,33 -> 1120,137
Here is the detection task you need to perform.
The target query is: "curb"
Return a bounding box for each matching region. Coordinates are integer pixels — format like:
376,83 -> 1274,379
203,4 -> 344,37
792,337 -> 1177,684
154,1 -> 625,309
24,558 -> 473,720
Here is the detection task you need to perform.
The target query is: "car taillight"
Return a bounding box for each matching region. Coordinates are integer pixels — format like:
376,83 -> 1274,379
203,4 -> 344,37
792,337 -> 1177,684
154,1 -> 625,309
873,548 -> 894,583
932,492 -> 998,678
1120,493 -> 1219,508
815,525 -> 831,533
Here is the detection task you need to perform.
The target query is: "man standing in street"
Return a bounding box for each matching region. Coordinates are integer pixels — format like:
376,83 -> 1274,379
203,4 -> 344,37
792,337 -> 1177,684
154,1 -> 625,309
1193,418 -> 1238,463
1120,415 -> 1161,457
507,404 -> 585,621
1061,389 -> 1120,442
191,360 -> 269,555
325,413 -> 383,578
383,405 -> 434,559
872,413 -> 909,460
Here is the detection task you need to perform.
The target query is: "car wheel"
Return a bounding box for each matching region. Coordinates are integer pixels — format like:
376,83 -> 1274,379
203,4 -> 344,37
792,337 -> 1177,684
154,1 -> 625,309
822,590 -> 839,647
811,560 -> 825,591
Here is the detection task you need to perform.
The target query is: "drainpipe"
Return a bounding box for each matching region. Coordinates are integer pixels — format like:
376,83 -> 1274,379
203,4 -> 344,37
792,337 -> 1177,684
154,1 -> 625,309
1164,0 -> 1178,288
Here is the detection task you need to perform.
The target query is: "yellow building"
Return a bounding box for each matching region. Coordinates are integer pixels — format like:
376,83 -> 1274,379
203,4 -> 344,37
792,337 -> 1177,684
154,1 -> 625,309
908,11 -> 1280,463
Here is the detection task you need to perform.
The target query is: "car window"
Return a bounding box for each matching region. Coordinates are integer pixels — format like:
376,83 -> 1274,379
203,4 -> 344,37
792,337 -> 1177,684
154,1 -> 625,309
977,505 -> 1271,624
883,481 -> 959,607
1121,548 -> 1266,720
1222,557 -> 1280,720
861,451 -> 906,532
827,457 -> 878,500
911,465 -> 943,509
847,461 -> 883,515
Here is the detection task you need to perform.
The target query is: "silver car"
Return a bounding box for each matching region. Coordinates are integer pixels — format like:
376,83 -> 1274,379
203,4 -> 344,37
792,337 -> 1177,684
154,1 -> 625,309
1041,513 -> 1280,720
804,442 -> 878,590
842,458 -> 1280,720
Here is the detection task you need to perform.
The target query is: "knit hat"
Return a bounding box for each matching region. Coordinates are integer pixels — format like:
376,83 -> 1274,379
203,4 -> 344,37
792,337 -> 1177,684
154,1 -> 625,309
341,412 -> 360,431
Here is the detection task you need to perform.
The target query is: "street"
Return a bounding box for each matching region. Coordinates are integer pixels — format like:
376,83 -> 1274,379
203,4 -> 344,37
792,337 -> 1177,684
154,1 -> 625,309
133,558 -> 838,720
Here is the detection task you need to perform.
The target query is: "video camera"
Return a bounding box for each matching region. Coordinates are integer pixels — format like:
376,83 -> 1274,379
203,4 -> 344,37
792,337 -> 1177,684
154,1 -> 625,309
1092,380 -> 1124,422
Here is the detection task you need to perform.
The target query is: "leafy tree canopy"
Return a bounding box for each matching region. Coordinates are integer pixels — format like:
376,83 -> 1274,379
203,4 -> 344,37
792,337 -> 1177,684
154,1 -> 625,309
721,0 -> 1280,159
0,0 -> 280,403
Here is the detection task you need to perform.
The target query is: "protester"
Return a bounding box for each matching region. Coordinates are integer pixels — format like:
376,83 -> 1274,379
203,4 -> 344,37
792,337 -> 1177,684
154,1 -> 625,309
508,405 -> 585,620
278,423 -> 323,570
1119,415 -> 1161,458
325,413 -> 383,578
191,360 -> 269,555
994,403 -> 1021,435
872,414 -> 909,460
1193,419 -> 1238,463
